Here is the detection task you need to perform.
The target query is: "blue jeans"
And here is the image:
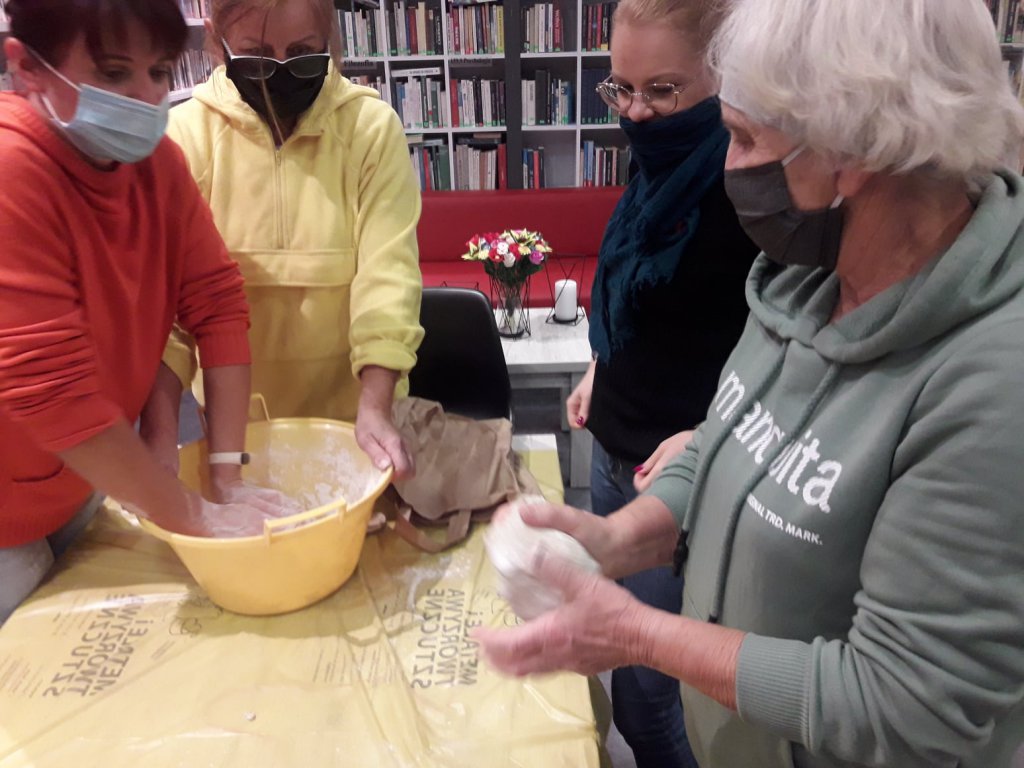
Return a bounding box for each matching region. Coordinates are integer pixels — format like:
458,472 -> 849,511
0,494 -> 102,625
591,441 -> 697,768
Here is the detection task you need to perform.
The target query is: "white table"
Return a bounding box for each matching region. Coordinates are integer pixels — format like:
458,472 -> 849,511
499,308 -> 593,488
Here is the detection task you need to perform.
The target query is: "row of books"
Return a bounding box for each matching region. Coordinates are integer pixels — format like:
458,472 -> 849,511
582,2 -> 614,51
995,0 -> 1024,43
340,2 -> 504,57
339,7 -> 389,58
407,136 -> 452,191
521,3 -> 564,53
449,2 -> 504,55
384,2 -> 444,56
579,141 -> 630,187
522,147 -> 547,189
1006,57 -> 1024,101
176,0 -> 208,20
521,70 -> 574,126
170,49 -> 214,96
579,67 -> 616,124
451,76 -> 506,127
454,134 -> 507,190
393,68 -> 447,128
349,74 -> 389,103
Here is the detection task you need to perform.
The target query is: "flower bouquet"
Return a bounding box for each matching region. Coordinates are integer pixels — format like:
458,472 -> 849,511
462,229 -> 552,338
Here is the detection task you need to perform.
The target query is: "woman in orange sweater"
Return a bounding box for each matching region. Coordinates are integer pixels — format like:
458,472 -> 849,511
0,0 -> 293,623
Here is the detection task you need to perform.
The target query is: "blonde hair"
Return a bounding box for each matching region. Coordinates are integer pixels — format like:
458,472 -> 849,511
711,0 -> 1024,178
208,0 -> 343,66
207,0 -> 343,144
613,0 -> 727,56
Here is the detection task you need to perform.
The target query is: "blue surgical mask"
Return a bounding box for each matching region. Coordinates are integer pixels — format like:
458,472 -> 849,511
31,49 -> 169,164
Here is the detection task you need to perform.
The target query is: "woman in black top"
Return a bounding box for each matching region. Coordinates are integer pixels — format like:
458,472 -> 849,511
565,0 -> 757,764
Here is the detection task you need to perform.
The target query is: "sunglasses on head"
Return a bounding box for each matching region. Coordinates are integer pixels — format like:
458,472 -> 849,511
222,38 -> 330,81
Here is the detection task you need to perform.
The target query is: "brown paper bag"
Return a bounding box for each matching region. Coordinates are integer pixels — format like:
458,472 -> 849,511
389,397 -> 541,552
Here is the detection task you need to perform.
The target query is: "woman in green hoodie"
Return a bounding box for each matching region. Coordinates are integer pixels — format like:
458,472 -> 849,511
476,1 -> 1024,767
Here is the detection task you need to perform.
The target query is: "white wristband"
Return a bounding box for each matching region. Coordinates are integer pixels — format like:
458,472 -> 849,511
208,451 -> 251,466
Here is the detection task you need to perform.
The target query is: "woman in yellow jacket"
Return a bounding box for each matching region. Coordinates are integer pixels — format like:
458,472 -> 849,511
143,0 -> 423,477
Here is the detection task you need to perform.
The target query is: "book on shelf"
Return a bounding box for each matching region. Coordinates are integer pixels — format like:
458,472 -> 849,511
1006,56 -> 1024,101
521,3 -> 563,53
170,49 -> 214,95
579,140 -> 629,187
387,1 -> 443,56
521,70 -> 573,126
349,74 -> 390,105
521,146 -> 546,189
392,67 -> 447,128
339,6 -> 389,57
407,134 -> 452,191
450,76 -> 506,127
580,67 -> 615,124
454,132 -> 506,190
176,0 -> 208,20
449,2 -> 504,55
582,1 -> 614,51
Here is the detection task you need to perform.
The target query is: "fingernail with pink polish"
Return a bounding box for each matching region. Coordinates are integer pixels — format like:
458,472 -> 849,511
633,465 -> 646,474
576,417 -> 584,426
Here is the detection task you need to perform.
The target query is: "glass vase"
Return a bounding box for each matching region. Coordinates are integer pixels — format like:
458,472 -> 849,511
490,277 -> 531,339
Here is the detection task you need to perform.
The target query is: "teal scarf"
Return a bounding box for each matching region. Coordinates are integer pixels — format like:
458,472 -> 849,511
589,97 -> 730,360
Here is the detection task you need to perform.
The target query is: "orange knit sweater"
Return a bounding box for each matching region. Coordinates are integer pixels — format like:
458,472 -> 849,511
0,94 -> 251,547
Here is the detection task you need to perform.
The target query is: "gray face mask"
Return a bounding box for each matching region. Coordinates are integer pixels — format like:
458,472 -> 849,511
724,145 -> 845,270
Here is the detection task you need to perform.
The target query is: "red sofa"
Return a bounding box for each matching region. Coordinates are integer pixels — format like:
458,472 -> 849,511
416,187 -> 624,313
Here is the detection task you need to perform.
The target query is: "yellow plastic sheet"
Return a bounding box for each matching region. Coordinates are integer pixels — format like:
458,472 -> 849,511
0,441 -> 602,767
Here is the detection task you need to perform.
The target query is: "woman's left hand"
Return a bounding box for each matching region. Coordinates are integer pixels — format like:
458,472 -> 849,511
474,549 -> 649,677
356,405 -> 414,478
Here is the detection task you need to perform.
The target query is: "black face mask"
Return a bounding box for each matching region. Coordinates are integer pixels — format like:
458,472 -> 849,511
724,146 -> 845,270
226,57 -> 328,125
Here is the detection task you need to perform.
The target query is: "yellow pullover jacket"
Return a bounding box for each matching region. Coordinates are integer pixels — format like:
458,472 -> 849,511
164,66 -> 423,420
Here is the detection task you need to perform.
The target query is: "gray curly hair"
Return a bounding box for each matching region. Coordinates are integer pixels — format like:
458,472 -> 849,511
711,0 -> 1024,178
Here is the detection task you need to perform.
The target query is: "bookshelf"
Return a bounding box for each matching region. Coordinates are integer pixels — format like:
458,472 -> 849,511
0,4 -> 12,90
0,7 -> 210,99
338,0 -> 627,190
988,0 -> 1024,102
170,14 -> 212,103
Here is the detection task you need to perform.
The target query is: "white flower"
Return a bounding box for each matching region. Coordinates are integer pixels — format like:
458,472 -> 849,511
495,241 -> 510,256
503,252 -> 517,268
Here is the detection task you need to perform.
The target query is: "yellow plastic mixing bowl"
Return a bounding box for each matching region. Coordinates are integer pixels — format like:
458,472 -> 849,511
139,418 -> 391,616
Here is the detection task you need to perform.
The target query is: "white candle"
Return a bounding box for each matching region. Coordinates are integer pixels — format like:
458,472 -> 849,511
554,279 -> 577,322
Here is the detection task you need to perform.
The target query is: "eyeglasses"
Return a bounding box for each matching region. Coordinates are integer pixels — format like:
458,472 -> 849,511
222,38 -> 330,81
596,77 -> 692,116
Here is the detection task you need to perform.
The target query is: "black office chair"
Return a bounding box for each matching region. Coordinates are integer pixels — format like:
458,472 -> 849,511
409,287 -> 512,420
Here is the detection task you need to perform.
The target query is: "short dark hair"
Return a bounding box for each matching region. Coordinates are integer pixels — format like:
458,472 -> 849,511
8,0 -> 188,66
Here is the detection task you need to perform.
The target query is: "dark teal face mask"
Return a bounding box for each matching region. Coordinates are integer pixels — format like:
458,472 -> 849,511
724,145 -> 845,270
619,96 -> 724,178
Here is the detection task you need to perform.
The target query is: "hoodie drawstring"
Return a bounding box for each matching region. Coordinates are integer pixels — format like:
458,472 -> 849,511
672,349 -> 788,577
706,362 -> 840,624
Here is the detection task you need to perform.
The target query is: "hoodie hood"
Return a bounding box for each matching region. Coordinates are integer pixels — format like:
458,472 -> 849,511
191,63 -> 371,140
746,171 -> 1024,364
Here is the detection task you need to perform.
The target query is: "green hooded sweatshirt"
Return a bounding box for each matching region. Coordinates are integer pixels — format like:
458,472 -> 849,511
649,171 -> 1024,768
